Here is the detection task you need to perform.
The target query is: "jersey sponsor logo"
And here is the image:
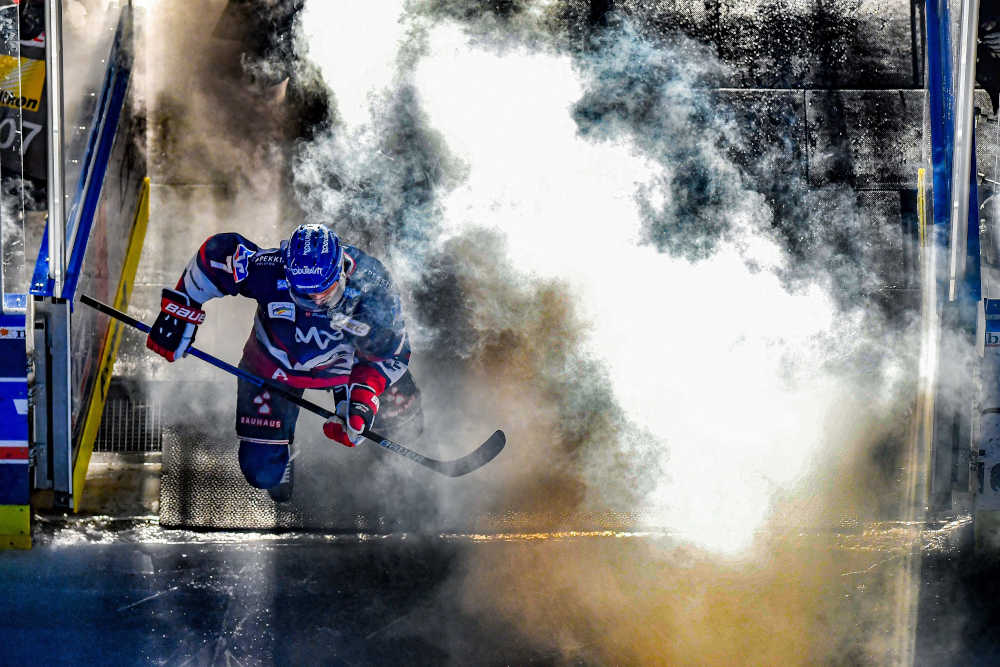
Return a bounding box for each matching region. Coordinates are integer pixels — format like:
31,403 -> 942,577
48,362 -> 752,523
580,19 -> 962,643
267,302 -> 295,321
233,244 -> 256,283
362,268 -> 392,290
272,369 -> 289,381
328,313 -> 371,336
295,326 -> 345,350
379,359 -> 404,374
240,415 -> 283,429
253,391 -> 273,415
254,253 -> 283,265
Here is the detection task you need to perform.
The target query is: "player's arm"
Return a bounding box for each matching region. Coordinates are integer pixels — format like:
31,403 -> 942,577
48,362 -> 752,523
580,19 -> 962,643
324,284 -> 411,447
178,233 -> 261,302
147,233 -> 260,362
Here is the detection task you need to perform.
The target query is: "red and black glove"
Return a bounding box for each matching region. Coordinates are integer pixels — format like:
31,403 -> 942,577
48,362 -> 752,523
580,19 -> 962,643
323,365 -> 386,447
146,288 -> 205,362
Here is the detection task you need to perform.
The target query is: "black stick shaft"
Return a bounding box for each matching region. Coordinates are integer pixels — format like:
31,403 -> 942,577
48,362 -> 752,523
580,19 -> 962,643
81,293 -> 338,420
79,294 -> 505,476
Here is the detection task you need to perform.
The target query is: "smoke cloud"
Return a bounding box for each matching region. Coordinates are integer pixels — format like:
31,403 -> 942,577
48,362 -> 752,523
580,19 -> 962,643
137,0 -> 970,662
287,0 -> 948,662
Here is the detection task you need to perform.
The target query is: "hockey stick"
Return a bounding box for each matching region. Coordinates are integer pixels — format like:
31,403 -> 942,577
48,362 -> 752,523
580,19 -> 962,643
80,294 -> 505,477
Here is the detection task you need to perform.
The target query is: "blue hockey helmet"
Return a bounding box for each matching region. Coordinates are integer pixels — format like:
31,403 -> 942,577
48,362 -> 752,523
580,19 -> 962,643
284,223 -> 346,311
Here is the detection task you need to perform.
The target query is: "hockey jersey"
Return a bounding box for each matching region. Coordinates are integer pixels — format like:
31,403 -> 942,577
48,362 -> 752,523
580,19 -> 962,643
176,233 -> 410,390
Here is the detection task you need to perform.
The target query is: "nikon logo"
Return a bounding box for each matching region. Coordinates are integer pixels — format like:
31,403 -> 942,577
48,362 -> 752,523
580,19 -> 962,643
0,88 -> 38,111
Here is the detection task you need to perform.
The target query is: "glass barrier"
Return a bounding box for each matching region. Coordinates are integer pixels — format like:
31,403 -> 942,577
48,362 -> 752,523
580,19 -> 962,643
63,0 -> 122,250
0,1 -> 23,304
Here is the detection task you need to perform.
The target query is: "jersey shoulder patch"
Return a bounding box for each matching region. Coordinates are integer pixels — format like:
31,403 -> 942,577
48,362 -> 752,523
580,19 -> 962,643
232,243 -> 257,283
267,301 -> 296,321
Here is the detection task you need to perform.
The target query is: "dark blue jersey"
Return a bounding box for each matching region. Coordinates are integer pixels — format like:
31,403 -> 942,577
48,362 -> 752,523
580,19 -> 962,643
177,233 -> 410,390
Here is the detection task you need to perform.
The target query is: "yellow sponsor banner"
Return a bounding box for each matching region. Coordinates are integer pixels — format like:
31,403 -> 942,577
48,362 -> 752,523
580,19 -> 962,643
73,178 -> 151,512
0,55 -> 44,112
0,504 -> 30,549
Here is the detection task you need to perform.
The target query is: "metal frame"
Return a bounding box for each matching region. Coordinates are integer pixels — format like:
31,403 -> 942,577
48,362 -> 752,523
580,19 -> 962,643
948,0 -> 981,301
44,0 -> 65,297
30,316 -> 47,490
31,298 -> 71,503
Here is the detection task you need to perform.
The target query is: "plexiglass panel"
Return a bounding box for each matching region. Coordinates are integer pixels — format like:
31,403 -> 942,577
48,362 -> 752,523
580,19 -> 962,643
62,0 -> 122,248
0,1 -> 23,303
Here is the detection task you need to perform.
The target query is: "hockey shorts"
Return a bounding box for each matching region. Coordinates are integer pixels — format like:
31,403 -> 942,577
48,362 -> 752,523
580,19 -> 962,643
235,367 -> 424,488
235,366 -> 302,489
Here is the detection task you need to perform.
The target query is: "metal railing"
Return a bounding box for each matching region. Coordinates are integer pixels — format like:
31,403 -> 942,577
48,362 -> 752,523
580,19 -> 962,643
93,385 -> 163,453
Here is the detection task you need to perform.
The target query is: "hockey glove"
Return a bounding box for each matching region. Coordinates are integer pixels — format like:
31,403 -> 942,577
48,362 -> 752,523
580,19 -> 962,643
323,366 -> 385,447
146,288 -> 205,362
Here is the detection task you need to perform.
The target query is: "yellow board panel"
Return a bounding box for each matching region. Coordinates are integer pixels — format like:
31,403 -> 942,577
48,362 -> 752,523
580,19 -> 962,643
72,178 -> 151,512
917,168 -> 927,248
0,504 -> 30,550
0,55 -> 44,112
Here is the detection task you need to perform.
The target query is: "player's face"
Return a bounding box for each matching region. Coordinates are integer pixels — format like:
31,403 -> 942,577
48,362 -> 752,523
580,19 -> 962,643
306,279 -> 345,309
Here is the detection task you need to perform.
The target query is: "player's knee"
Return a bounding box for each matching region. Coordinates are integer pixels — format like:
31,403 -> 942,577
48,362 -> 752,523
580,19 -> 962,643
238,440 -> 289,489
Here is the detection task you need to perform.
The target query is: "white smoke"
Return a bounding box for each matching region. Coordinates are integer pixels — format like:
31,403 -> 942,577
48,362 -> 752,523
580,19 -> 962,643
299,2 -> 410,130
411,22 -> 868,553
296,3 -> 909,555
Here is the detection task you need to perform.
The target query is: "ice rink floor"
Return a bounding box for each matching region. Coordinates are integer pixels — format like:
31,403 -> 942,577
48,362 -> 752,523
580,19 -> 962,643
6,456 -> 1000,665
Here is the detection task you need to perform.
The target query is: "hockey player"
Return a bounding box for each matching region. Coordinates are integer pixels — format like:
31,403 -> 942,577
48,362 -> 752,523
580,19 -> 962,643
145,223 -> 422,502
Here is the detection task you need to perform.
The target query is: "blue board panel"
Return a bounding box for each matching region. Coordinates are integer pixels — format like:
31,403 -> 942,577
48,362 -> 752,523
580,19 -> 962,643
0,465 -> 29,505
925,0 -> 954,232
29,222 -> 51,296
0,310 -> 29,508
0,312 -> 25,327
0,313 -> 27,379
0,397 -> 28,441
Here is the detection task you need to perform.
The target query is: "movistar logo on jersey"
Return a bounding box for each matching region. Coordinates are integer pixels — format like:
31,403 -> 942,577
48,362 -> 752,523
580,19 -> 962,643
295,326 -> 345,350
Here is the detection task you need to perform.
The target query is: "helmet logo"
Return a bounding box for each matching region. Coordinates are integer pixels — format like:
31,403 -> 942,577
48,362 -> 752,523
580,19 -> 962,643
288,266 -> 325,276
